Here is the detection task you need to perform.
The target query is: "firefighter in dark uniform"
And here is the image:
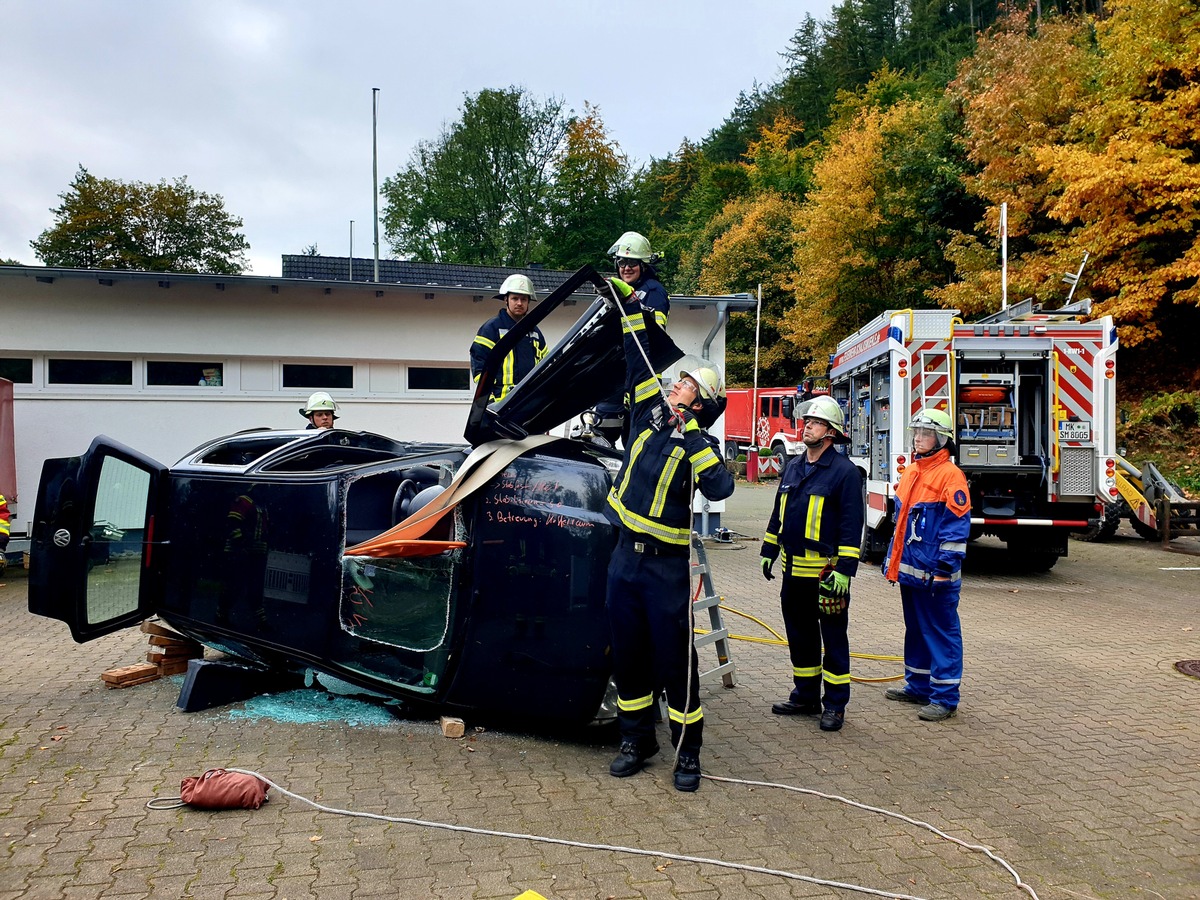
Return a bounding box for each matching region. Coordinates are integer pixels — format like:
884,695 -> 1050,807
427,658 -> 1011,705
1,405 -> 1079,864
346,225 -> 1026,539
603,277 -> 734,792
469,274 -> 547,403
761,396 -> 864,732
590,232 -> 670,447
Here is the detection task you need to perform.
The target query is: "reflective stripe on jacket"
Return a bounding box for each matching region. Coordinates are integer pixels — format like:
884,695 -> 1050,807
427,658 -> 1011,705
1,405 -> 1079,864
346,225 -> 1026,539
761,449 -> 864,578
605,306 -> 734,546
469,308 -> 547,402
883,448 -> 971,586
0,493 -> 9,549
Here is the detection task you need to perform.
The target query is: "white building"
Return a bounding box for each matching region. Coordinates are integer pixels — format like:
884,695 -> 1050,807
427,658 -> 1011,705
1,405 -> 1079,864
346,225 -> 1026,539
0,259 -> 752,536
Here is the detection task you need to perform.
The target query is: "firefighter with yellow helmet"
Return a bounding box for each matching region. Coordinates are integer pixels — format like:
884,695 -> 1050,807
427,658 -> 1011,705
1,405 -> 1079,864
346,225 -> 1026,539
760,395 -> 864,732
882,407 -> 969,722
603,277 -> 733,791
470,273 -> 547,403
589,232 -> 670,446
299,392 -> 340,429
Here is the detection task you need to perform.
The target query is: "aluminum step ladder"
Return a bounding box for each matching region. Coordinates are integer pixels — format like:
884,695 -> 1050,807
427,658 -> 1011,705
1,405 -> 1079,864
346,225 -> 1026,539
655,534 -> 737,720
690,532 -> 737,689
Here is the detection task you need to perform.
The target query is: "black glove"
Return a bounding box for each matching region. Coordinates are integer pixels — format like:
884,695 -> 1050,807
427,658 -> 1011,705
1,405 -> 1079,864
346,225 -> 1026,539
761,557 -> 775,581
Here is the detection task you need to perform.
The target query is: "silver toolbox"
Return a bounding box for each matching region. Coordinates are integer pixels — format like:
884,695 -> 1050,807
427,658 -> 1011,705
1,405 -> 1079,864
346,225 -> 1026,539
959,444 -> 986,465
988,445 -> 1015,465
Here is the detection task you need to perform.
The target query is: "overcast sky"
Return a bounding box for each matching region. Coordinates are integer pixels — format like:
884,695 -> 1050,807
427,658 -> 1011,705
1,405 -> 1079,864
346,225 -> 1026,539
1,1 -> 833,277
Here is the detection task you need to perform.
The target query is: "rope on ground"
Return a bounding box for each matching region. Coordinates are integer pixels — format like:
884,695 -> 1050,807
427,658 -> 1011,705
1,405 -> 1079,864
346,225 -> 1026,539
703,773 -> 1041,900
222,768 -> 933,899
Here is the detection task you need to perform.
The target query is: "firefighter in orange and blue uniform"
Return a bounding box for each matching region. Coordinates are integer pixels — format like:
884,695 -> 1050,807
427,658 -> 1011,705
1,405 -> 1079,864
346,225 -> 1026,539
760,396 -> 864,732
0,492 -> 10,577
882,408 -> 970,722
470,274 -> 547,403
603,277 -> 734,792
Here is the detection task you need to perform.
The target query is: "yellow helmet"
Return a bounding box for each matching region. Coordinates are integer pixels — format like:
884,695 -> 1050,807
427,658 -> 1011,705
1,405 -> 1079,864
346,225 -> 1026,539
911,407 -> 954,439
607,231 -> 658,264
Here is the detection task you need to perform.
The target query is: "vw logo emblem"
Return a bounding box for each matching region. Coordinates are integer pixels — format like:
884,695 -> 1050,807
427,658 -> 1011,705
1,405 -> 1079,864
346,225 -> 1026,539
53,528 -> 71,548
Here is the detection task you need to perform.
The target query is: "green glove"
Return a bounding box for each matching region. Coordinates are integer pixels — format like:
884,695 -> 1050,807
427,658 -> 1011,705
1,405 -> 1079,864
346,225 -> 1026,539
606,277 -> 634,300
817,570 -> 850,615
761,557 -> 775,581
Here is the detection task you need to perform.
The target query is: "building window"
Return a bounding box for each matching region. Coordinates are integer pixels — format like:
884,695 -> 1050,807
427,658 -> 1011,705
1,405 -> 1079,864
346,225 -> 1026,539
283,364 -> 353,389
409,367 -> 469,391
0,358 -> 33,383
48,359 -> 133,386
147,361 -> 224,387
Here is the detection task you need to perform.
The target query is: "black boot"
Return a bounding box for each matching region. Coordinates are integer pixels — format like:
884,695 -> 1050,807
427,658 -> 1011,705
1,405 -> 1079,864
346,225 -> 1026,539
673,753 -> 701,792
609,740 -> 659,778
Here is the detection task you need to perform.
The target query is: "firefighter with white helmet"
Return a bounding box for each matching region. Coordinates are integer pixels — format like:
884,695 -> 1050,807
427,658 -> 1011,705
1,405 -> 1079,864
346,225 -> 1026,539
470,273 -> 547,403
882,406 -> 970,722
760,394 -> 864,732
603,284 -> 733,792
299,391 -> 340,429
586,232 -> 671,447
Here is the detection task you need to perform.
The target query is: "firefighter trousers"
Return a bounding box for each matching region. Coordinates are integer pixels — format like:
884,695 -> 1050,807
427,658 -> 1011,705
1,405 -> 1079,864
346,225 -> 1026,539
606,542 -> 703,755
899,581 -> 963,708
779,575 -> 851,711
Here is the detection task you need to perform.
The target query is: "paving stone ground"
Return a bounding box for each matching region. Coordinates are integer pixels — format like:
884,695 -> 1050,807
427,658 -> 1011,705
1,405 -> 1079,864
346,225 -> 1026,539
1,481 -> 1197,899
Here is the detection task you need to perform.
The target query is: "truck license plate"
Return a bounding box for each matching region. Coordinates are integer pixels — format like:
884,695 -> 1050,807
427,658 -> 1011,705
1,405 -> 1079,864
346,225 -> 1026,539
1058,420 -> 1090,441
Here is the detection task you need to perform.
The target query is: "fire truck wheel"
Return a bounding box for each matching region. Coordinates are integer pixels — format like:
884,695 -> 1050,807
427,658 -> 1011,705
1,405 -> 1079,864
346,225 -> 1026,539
772,444 -> 788,473
724,441 -> 739,462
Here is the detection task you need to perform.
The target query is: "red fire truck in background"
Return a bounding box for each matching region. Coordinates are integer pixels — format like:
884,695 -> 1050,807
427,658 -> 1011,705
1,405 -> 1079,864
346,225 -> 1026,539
723,381 -> 827,471
828,298 -> 1118,572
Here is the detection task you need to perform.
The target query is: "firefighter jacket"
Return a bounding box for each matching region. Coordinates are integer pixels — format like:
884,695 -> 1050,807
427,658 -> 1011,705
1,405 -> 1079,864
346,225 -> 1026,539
605,305 -> 734,547
883,447 -> 970,586
0,492 -> 9,551
760,449 -> 863,579
469,308 -> 548,402
596,275 -> 670,416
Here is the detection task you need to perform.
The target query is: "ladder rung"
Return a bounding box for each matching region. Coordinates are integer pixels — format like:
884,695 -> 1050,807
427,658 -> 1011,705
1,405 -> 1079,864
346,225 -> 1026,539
693,629 -> 729,647
692,594 -> 721,610
698,663 -> 736,684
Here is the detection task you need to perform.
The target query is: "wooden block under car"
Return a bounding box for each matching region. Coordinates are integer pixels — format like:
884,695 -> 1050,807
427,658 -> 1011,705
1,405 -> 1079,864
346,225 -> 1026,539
439,716 -> 466,739
140,619 -> 187,639
147,634 -> 203,651
100,663 -> 161,687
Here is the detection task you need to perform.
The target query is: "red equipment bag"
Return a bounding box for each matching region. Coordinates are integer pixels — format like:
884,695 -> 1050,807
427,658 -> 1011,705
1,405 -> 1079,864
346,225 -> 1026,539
180,769 -> 270,810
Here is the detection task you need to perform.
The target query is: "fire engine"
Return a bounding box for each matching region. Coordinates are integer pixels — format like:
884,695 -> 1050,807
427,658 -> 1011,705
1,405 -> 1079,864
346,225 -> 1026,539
724,382 -> 824,471
828,297 -> 1118,572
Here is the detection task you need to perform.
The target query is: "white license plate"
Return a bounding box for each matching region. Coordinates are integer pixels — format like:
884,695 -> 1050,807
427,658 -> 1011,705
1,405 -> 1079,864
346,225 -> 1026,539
1058,420 -> 1090,441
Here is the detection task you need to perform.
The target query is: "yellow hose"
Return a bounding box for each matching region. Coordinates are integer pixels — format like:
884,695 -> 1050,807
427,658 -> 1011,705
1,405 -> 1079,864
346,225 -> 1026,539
695,601 -> 905,684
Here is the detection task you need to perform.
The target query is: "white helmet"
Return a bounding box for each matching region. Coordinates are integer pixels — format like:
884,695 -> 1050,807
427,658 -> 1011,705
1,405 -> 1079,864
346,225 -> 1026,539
493,274 -> 538,301
607,231 -> 658,264
300,390 -> 340,419
678,363 -> 727,428
796,396 -> 848,443
910,407 -> 954,450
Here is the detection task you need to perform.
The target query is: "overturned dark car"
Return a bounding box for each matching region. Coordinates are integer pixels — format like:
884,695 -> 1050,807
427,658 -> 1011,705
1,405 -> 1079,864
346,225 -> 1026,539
29,267 -> 685,728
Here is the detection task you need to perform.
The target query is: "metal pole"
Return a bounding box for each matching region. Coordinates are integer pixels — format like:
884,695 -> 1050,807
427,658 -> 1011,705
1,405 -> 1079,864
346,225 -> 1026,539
1000,202 -> 1008,310
752,283 -> 762,437
349,220 -> 354,281
372,87 -> 380,283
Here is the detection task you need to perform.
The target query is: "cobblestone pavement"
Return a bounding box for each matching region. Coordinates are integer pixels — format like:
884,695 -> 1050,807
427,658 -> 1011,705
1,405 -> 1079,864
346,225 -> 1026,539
1,482 -> 1197,899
